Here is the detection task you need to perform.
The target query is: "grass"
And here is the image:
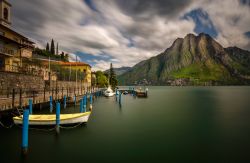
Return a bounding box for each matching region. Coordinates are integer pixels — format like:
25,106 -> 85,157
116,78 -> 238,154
170,61 -> 232,82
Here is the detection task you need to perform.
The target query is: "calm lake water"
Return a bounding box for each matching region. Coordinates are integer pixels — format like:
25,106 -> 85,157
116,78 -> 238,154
1,86 -> 250,163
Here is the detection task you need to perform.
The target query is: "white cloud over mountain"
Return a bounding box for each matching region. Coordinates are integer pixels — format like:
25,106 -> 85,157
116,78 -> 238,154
9,0 -> 250,71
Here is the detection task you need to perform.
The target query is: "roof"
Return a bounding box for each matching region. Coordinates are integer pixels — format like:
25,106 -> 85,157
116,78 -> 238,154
0,24 -> 35,44
0,0 -> 12,6
59,62 -> 91,67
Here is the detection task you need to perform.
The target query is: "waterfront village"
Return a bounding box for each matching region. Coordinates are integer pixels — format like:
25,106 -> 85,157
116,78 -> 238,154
0,0 -> 99,111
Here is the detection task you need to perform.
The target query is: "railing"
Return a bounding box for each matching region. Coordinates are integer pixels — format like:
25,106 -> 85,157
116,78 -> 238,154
0,47 -> 15,56
0,86 -> 100,111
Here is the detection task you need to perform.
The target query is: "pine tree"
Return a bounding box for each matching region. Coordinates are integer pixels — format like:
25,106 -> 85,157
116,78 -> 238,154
109,63 -> 118,90
56,43 -> 59,55
50,39 -> 55,55
46,42 -> 49,52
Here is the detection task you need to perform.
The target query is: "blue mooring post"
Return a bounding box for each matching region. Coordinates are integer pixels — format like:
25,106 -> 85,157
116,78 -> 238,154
29,99 -> 32,115
80,98 -> 83,113
56,102 -> 60,134
83,95 -> 87,112
21,109 -> 29,155
119,92 -> 122,105
63,95 -> 66,109
50,96 -> 53,113
90,94 -> 93,111
115,89 -> 118,101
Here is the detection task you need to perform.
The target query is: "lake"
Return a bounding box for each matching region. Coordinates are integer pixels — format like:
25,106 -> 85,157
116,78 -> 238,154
0,86 -> 250,163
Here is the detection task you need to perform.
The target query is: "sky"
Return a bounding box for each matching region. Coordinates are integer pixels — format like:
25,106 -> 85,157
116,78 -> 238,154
9,0 -> 250,71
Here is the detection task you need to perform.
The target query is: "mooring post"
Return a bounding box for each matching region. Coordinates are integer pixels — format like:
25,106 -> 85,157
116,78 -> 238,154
56,102 -> 60,134
29,99 -> 32,115
119,92 -> 122,105
21,109 -> 29,155
80,98 -> 83,113
115,89 -> 118,101
50,96 -> 53,113
83,95 -> 87,112
74,94 -> 76,107
63,95 -> 66,109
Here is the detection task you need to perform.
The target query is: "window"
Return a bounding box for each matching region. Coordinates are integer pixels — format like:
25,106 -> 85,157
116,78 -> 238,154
3,8 -> 8,20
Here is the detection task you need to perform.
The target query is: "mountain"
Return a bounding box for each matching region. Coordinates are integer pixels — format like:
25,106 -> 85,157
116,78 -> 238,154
118,33 -> 250,86
104,67 -> 131,76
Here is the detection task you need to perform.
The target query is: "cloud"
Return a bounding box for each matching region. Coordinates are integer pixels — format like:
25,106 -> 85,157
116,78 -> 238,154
188,0 -> 250,50
9,0 -> 250,71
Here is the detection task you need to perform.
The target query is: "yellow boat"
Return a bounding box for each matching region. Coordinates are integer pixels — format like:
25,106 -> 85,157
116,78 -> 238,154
13,112 -> 91,126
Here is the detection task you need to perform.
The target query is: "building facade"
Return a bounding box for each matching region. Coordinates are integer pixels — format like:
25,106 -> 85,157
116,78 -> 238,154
60,62 -> 92,88
0,0 -> 34,72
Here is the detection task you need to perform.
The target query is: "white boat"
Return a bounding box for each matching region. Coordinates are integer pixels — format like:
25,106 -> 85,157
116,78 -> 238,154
104,86 -> 115,97
13,112 -> 91,126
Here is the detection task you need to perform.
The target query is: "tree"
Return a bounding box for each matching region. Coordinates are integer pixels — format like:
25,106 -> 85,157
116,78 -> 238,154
109,63 -> 118,90
65,53 -> 69,61
50,39 -> 55,55
56,43 -> 59,55
60,52 -> 65,60
46,42 -> 50,52
96,71 -> 108,87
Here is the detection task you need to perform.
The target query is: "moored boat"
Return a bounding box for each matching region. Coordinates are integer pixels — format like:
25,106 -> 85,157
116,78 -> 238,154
104,86 -> 115,97
13,112 -> 91,126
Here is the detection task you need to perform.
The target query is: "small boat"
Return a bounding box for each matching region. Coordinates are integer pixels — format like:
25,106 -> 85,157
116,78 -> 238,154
104,86 -> 115,97
13,112 -> 91,126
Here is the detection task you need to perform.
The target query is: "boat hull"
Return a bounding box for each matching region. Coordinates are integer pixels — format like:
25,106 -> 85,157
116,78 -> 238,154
104,93 -> 115,97
13,112 -> 91,126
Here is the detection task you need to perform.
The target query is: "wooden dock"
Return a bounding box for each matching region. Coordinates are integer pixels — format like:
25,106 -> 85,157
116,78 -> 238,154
118,87 -> 148,98
0,87 -> 100,112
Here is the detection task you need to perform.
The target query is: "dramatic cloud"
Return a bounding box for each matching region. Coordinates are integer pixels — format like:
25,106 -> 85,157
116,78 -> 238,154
9,0 -> 250,71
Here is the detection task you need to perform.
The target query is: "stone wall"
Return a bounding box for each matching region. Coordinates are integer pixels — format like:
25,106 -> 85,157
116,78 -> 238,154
49,81 -> 88,89
0,71 -> 45,91
0,71 -> 89,94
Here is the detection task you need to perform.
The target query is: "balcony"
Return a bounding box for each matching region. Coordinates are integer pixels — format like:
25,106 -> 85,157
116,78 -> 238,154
0,46 -> 15,56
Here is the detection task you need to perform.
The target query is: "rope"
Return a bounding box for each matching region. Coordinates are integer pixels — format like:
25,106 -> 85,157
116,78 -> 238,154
15,124 -> 55,132
59,122 -> 85,129
0,121 -> 14,129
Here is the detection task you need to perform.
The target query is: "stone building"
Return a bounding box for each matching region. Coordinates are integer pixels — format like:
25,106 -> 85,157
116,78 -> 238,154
0,0 -> 34,72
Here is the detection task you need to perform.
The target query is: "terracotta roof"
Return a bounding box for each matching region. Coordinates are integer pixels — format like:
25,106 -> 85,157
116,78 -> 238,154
59,62 -> 91,67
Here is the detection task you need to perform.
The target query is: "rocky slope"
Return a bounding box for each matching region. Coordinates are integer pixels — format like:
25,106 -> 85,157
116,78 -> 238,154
118,33 -> 250,85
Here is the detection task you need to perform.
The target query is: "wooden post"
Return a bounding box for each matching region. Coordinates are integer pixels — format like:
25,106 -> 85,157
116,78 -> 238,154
32,90 -> 35,104
52,88 -> 54,100
67,87 -> 68,98
61,87 -> 63,99
56,86 -> 58,101
81,84 -> 82,95
43,87 -> 46,102
7,87 -> 9,98
19,88 -> 22,107
12,89 -> 15,108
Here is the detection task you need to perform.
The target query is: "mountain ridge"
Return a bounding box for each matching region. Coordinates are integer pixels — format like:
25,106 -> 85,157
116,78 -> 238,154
118,33 -> 250,85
